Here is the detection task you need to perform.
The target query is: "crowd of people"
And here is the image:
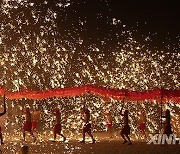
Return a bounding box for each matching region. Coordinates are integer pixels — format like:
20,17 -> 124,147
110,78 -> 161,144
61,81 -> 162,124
0,95 -> 174,147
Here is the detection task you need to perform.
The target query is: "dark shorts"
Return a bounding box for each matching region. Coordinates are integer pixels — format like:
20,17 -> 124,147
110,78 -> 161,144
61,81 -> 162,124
83,123 -> 91,133
121,125 -> 130,135
23,121 -> 32,132
54,124 -> 62,134
164,124 -> 172,135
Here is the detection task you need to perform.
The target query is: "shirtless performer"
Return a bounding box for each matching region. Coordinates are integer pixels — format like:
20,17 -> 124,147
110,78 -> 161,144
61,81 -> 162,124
22,107 -> 36,142
103,110 -> 113,137
120,109 -> 132,145
138,111 -> 147,139
162,109 -> 172,136
53,109 -> 66,141
32,109 -> 41,132
80,107 -> 95,144
0,95 -> 6,145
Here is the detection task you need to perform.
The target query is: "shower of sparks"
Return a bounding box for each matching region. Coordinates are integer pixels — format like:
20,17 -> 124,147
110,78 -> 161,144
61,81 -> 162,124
0,0 -> 179,152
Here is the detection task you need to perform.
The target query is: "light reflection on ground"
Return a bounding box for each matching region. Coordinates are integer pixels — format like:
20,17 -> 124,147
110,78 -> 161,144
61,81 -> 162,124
1,133 -> 180,154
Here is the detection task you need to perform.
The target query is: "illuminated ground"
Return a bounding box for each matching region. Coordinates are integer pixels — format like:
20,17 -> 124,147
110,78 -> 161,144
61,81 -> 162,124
0,133 -> 179,154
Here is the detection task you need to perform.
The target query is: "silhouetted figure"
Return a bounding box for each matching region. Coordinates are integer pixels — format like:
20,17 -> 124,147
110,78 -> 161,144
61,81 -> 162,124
32,109 -> 41,132
80,107 -> 95,144
138,111 -> 147,139
0,95 -> 6,145
22,107 -> 36,142
120,109 -> 132,145
53,109 -> 66,141
162,109 -> 172,136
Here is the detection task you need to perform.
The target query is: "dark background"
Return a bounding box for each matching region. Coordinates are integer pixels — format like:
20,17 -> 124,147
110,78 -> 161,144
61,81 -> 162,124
53,0 -> 180,42
42,0 -> 180,52
1,0 -> 179,52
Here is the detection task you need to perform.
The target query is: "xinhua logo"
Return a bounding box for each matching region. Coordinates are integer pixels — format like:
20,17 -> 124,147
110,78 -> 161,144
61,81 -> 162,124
147,134 -> 180,145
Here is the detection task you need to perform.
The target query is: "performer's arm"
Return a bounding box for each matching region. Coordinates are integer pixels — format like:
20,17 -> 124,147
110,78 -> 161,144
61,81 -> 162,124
119,107 -> 124,116
0,95 -> 6,116
120,113 -> 124,116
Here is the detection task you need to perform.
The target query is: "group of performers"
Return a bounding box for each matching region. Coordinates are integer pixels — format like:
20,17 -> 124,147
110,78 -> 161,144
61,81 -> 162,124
103,107 -> 173,145
0,95 -> 173,145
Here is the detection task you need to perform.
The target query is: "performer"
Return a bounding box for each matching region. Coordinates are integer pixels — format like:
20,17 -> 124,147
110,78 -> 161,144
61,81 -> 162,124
103,110 -> 113,137
32,109 -> 41,132
80,107 -> 95,144
53,109 -> 66,141
138,111 -> 147,139
22,107 -> 36,142
0,95 -> 6,145
120,109 -> 132,145
162,109 -> 172,136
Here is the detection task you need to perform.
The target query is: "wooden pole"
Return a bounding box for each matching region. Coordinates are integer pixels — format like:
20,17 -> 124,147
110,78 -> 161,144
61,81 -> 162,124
160,93 -> 163,132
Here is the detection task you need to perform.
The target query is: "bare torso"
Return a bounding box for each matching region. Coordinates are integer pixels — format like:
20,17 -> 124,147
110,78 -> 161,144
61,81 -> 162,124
33,111 -> 40,122
139,113 -> 146,123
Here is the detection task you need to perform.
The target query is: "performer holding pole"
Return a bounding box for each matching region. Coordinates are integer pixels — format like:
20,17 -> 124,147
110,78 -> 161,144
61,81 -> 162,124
138,110 -> 147,140
80,106 -> 96,144
53,109 -> 66,142
120,99 -> 132,145
162,109 -> 172,136
31,109 -> 41,133
22,107 -> 36,142
0,95 -> 6,145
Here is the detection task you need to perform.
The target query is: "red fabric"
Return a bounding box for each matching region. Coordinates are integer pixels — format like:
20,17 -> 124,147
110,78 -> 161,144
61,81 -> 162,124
23,121 -> 32,132
0,87 -> 5,96
0,85 -> 179,103
139,123 -> 146,131
54,124 -> 62,134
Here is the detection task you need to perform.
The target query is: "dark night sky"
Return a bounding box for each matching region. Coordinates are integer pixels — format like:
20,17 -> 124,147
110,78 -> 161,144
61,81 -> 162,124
109,1 -> 180,32
56,0 -> 180,34
54,0 -> 180,53
1,0 -> 179,53
1,0 -> 180,34
41,0 -> 179,50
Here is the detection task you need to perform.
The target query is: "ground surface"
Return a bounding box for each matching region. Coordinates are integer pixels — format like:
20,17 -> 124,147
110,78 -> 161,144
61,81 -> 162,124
0,133 -> 179,154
